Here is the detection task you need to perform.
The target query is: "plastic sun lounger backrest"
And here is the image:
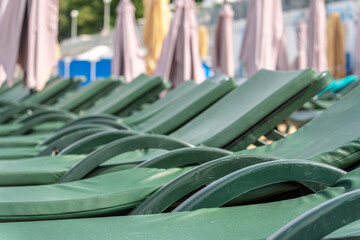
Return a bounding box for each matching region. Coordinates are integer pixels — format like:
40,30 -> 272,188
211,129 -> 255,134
169,69 -> 321,149
135,76 -> 237,134
0,82 -> 29,102
242,84 -> 360,170
84,74 -> 168,116
54,78 -> 121,112
22,78 -> 79,105
124,80 -> 197,126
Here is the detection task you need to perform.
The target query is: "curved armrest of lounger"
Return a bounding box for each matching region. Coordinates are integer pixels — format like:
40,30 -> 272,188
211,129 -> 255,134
173,160 -> 346,212
11,113 -> 77,135
37,128 -> 111,156
15,108 -> 72,123
0,104 -> 49,123
137,147 -> 232,168
56,115 -> 123,131
58,134 -> 193,183
38,124 -> 114,146
58,130 -> 142,155
59,118 -> 129,131
131,154 -> 280,215
268,189 -> 360,240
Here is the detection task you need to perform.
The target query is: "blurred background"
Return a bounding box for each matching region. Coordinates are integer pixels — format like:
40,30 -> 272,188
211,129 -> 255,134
57,0 -> 360,84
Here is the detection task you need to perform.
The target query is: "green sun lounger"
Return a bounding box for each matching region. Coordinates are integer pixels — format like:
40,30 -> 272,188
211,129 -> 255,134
0,73 -> 353,224
0,76 -> 235,159
0,75 -> 168,136
0,161 -> 359,239
0,77 -> 122,124
0,69 -> 326,160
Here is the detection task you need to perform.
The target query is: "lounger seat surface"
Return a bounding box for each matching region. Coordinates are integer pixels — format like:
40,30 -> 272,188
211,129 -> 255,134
0,167 -> 191,220
0,168 -> 359,239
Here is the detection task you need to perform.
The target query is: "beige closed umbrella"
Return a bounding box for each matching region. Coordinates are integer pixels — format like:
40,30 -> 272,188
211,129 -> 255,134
153,0 -> 205,87
212,3 -> 234,77
0,0 -> 58,91
327,13 -> 346,79
307,0 -> 328,72
142,0 -> 171,75
239,0 -> 284,77
112,0 -> 145,82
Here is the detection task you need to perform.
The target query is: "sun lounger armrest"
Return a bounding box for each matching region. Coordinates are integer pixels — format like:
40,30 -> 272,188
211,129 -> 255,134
58,134 -> 193,183
38,124 -> 114,146
11,113 -> 77,135
131,154 -> 280,215
0,104 -> 49,123
136,147 -> 232,169
37,128 -> 110,156
268,189 -> 360,240
56,115 -> 124,131
58,130 -> 142,155
15,109 -> 71,123
173,160 -> 346,212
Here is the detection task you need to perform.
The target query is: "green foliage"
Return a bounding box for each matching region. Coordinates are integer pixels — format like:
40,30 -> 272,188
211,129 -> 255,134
59,0 -> 144,41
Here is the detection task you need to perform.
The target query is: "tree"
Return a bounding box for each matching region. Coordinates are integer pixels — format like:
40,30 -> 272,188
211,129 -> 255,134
59,0 -> 144,41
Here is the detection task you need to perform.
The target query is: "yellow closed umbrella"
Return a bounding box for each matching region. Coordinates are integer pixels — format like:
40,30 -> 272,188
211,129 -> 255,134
327,12 -> 346,79
198,25 -> 209,60
143,0 -> 171,75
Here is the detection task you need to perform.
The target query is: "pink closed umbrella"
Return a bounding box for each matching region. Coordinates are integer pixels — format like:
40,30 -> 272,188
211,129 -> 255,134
277,30 -> 289,71
307,0 -> 328,72
0,0 -> 58,90
153,0 -> 205,87
293,19 -> 308,69
355,6 -> 360,77
0,0 -> 9,86
112,0 -> 145,82
212,3 -> 234,77
239,0 -> 284,77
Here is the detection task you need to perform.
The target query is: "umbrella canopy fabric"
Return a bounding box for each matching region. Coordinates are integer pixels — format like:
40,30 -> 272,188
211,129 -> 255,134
0,0 -> 58,90
153,0 -> 205,86
239,0 -> 284,77
307,0 -> 328,73
292,19 -> 308,70
276,30 -> 289,71
0,0 -> 9,86
198,25 -> 209,60
212,3 -> 234,77
112,0 -> 145,82
143,0 -> 171,75
327,13 -> 346,79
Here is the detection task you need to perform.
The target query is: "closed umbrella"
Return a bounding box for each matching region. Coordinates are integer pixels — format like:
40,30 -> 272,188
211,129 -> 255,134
0,0 -> 9,86
153,0 -> 205,86
0,0 -> 58,90
277,30 -> 289,71
327,12 -> 346,79
143,0 -> 171,75
212,3 -> 234,77
239,0 -> 284,77
112,0 -> 145,82
198,25 -> 209,60
307,0 -> 328,72
292,19 -> 308,69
